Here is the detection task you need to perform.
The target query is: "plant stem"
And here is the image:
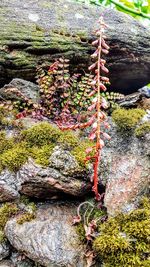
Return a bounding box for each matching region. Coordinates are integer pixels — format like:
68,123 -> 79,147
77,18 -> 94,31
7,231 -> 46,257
110,0 -> 150,20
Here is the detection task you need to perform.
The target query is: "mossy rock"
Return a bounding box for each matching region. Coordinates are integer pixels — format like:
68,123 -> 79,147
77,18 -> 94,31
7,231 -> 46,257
135,122 -> 150,138
93,197 -> 150,267
21,122 -> 62,147
0,142 -> 29,172
112,108 -> 146,131
0,203 -> 18,233
71,140 -> 94,168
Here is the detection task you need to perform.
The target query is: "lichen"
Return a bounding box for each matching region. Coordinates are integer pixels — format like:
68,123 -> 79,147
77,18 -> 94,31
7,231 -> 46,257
135,122 -> 150,138
93,197 -> 150,267
112,108 -> 146,131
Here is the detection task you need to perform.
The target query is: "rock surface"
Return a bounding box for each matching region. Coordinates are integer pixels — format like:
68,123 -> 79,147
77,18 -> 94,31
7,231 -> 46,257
5,202 -> 86,267
0,79 -> 39,102
19,156 -> 91,199
0,148 -> 91,201
101,118 -> 150,215
0,170 -> 20,202
0,241 -> 10,260
0,0 -> 150,93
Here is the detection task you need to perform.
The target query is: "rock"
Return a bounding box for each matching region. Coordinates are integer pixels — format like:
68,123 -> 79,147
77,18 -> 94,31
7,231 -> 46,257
5,203 -> 86,267
102,118 -> 150,215
0,146 -> 91,200
0,0 -> 150,93
18,157 -> 91,199
10,251 -> 37,267
0,79 -> 39,102
0,170 -> 20,202
0,260 -> 14,267
49,146 -> 81,176
0,241 -> 10,260
138,86 -> 150,98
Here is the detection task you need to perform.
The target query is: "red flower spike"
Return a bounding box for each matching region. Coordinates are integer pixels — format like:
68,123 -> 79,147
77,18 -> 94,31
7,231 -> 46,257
88,62 -> 97,71
103,132 -> 111,140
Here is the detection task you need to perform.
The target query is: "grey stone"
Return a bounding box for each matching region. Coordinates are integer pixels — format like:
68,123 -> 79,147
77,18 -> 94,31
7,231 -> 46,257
5,203 -> 86,267
0,79 -> 39,102
0,0 -> 150,93
0,260 -> 14,267
0,241 -> 10,260
100,118 -> 150,216
0,170 -> 20,202
18,157 -> 91,199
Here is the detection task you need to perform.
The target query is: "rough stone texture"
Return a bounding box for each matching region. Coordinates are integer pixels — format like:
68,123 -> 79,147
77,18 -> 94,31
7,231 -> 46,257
0,79 -> 39,102
49,146 -> 81,176
18,157 -> 91,199
101,118 -> 150,216
5,203 -> 86,267
0,170 -> 20,202
0,0 -> 150,93
0,241 -> 10,260
0,260 -> 14,267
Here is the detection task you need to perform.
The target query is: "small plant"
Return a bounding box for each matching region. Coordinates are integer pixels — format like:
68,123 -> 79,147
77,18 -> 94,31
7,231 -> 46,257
60,16 -> 110,200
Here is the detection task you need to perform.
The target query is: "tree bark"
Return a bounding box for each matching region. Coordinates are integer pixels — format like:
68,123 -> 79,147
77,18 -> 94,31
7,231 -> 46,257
0,0 -> 150,94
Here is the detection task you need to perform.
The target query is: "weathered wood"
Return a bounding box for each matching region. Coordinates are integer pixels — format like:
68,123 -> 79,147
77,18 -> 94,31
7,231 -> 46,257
0,0 -> 150,94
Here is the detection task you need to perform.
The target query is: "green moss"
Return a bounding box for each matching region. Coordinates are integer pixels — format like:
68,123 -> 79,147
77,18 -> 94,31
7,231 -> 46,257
17,212 -> 36,225
0,230 -> 5,243
0,142 -> 29,172
76,223 -> 86,242
21,122 -> 61,147
0,131 -> 14,154
0,203 -> 18,231
71,140 -> 94,168
30,144 -> 55,166
93,197 -> 150,267
112,108 -> 146,131
57,130 -> 79,149
135,122 -> 150,138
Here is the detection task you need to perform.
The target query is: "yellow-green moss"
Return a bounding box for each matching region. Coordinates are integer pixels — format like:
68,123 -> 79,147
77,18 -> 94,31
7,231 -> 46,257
17,212 -> 36,225
0,203 -> 18,231
135,122 -> 150,138
0,131 -> 14,154
0,230 -> 5,243
93,197 -> 150,267
30,144 -> 55,166
71,140 -> 95,168
112,108 -> 146,131
0,142 -> 29,172
21,122 -> 62,147
57,130 -> 79,149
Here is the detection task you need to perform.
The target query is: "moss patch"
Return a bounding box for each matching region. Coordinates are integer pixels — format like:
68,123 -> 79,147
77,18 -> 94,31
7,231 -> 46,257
93,197 -> 150,267
0,142 -> 29,172
31,144 -> 55,166
17,212 -> 36,225
0,120 -> 94,171
135,122 -> 150,138
0,203 -> 18,242
112,108 -> 146,131
21,122 -> 62,147
71,140 -> 94,168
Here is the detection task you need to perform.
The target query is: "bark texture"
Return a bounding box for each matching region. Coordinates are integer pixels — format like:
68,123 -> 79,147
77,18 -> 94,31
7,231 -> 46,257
0,0 -> 150,93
